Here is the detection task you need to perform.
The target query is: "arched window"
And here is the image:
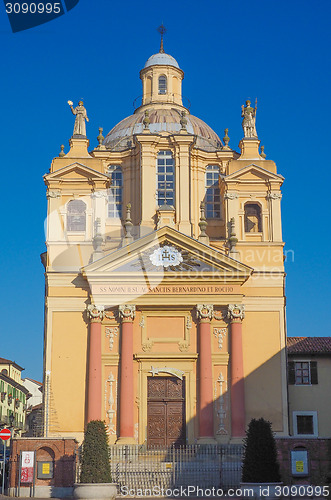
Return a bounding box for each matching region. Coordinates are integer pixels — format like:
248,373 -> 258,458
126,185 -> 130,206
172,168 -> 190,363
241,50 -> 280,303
67,200 -> 86,231
244,203 -> 262,232
158,75 -> 167,95
156,150 -> 175,206
108,165 -> 123,218
205,165 -> 221,218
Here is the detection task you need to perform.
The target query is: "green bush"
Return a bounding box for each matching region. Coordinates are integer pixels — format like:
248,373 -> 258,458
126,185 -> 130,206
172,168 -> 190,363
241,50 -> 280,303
242,418 -> 281,483
80,420 -> 112,483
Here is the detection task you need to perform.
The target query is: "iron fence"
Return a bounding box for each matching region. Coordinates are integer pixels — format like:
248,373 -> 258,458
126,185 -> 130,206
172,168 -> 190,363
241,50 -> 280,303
108,444 -> 243,491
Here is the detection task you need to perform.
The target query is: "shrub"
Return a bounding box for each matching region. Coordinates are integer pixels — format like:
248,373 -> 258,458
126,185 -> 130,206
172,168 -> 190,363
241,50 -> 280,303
242,418 -> 281,483
80,420 -> 112,483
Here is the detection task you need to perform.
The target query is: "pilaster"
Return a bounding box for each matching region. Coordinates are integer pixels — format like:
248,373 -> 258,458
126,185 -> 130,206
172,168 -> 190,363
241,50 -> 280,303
86,304 -> 104,422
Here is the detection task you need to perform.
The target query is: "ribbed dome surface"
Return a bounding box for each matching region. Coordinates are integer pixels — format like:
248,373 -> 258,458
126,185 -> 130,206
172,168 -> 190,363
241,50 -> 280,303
103,108 -> 222,152
144,52 -> 180,69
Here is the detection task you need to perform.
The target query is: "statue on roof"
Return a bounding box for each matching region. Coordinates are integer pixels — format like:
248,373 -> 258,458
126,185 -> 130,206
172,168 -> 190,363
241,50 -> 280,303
68,100 -> 89,137
241,99 -> 257,138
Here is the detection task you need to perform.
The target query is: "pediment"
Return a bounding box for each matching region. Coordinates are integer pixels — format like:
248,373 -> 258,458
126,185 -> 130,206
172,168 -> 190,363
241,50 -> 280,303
225,164 -> 284,182
44,163 -> 110,182
82,226 -> 252,284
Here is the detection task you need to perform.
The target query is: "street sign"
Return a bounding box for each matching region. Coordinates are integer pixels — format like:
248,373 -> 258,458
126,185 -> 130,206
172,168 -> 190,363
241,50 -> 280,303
0,429 -> 11,441
0,430 -> 11,495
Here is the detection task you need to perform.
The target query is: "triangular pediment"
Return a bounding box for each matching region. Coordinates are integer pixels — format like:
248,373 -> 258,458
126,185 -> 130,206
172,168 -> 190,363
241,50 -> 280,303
225,164 -> 284,182
82,226 -> 252,283
44,162 -> 110,182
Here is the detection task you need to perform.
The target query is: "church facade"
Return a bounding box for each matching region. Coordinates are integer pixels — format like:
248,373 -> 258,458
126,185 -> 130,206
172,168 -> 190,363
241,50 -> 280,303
42,43 -> 288,445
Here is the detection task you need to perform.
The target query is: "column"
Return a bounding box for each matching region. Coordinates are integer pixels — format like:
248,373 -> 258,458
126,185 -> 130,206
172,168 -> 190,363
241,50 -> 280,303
196,304 -> 215,442
86,304 -> 104,422
228,304 -> 246,437
117,304 -> 136,444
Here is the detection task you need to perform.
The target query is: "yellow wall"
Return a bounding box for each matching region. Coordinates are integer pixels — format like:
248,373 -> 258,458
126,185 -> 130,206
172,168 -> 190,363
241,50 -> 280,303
243,311 -> 284,431
48,311 -> 87,439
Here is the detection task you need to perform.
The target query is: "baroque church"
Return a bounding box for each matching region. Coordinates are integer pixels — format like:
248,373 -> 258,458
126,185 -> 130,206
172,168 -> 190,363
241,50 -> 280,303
42,35 -> 288,445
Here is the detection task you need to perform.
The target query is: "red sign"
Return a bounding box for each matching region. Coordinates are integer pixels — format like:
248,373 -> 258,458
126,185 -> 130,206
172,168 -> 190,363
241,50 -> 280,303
0,429 -> 11,441
21,467 -> 34,483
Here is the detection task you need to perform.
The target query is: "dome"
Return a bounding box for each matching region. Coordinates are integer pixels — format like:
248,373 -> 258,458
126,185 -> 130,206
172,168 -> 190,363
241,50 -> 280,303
103,108 -> 222,152
144,52 -> 180,69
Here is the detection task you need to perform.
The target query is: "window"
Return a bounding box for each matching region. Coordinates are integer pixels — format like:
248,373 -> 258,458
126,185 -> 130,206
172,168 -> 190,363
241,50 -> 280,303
288,361 -> 318,385
244,203 -> 262,232
67,200 -> 86,232
205,165 -> 221,218
108,166 -> 123,218
158,75 -> 167,95
293,411 -> 318,437
156,150 -> 175,207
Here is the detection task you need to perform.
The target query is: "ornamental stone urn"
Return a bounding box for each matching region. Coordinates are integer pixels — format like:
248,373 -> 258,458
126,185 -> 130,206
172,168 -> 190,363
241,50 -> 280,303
76,421 -> 117,500
241,418 -> 283,499
73,482 -> 117,500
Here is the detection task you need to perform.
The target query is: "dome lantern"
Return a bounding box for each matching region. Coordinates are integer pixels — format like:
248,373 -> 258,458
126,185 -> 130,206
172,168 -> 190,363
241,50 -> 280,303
140,26 -> 184,109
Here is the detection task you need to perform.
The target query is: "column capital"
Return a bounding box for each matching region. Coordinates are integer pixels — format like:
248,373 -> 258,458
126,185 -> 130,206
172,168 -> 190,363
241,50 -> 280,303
228,304 -> 245,323
118,304 -> 136,322
87,304 -> 104,323
196,304 -> 214,322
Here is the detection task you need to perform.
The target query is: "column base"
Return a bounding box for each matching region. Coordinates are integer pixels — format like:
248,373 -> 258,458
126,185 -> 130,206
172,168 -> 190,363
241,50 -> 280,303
197,437 -> 217,444
115,436 -> 136,445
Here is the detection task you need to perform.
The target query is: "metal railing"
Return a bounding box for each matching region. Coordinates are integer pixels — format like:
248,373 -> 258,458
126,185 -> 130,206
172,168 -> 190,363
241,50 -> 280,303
108,444 -> 243,491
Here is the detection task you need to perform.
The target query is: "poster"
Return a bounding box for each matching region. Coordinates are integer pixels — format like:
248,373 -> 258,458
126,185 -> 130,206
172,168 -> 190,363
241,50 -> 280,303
21,451 -> 34,483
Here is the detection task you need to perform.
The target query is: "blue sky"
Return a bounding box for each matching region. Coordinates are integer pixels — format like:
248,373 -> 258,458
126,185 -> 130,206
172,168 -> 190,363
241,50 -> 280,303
0,0 -> 330,381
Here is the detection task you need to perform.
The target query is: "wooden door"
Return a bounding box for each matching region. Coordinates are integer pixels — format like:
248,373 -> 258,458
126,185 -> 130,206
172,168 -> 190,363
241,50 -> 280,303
147,377 -> 185,447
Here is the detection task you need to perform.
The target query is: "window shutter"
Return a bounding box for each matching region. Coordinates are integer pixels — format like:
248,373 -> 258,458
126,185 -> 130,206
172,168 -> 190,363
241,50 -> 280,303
310,361 -> 318,384
288,361 -> 295,384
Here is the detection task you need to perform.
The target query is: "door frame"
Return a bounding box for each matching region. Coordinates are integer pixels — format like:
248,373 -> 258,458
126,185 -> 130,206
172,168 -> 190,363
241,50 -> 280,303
147,376 -> 186,447
136,355 -> 197,445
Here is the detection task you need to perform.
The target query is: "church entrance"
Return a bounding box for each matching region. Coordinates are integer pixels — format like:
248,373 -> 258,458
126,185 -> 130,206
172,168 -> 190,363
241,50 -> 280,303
147,376 -> 186,447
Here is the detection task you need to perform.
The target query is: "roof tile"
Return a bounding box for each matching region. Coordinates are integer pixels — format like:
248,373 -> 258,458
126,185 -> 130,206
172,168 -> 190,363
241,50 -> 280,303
287,337 -> 331,354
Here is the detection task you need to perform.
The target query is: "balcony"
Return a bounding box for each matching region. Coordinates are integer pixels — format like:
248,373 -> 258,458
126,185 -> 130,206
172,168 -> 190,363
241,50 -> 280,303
0,415 -> 27,431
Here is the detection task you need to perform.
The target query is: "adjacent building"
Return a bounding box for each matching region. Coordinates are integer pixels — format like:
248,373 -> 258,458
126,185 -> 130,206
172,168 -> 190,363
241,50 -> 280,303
287,337 -> 331,439
0,358 -> 30,436
21,378 -> 43,437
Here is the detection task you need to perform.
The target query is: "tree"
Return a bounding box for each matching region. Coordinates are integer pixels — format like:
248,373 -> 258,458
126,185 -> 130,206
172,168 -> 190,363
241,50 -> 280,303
80,420 -> 112,483
242,418 -> 281,483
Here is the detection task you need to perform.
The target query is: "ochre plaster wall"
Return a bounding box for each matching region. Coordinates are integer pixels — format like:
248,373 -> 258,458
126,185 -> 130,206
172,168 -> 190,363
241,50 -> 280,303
242,311 -> 284,431
49,311 -> 87,438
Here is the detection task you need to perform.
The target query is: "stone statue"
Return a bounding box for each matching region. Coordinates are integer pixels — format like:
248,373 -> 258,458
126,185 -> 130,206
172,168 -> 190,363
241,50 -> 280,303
68,100 -> 89,137
241,99 -> 257,138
